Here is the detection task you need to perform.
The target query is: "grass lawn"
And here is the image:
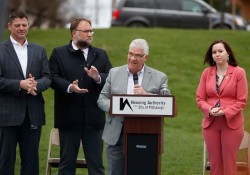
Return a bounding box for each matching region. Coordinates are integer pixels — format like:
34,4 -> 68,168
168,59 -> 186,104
3,27 -> 250,175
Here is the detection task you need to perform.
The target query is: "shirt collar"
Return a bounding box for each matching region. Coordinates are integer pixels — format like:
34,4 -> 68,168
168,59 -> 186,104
10,35 -> 28,46
127,65 -> 145,76
71,41 -> 89,55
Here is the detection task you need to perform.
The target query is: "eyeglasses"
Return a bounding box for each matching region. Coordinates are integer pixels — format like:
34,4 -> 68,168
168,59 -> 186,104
127,52 -> 145,59
74,29 -> 94,34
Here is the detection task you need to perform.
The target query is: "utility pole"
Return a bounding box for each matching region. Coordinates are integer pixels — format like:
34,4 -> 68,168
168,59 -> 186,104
20,0 -> 27,11
209,0 -> 213,29
0,0 -> 8,41
232,0 -> 237,30
95,0 -> 99,25
232,0 -> 236,16
220,0 -> 226,28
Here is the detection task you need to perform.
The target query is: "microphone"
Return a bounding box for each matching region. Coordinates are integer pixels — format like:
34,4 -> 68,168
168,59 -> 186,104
162,84 -> 168,95
133,74 -> 138,85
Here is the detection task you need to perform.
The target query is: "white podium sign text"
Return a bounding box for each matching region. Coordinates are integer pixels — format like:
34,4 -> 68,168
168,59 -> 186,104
110,95 -> 175,117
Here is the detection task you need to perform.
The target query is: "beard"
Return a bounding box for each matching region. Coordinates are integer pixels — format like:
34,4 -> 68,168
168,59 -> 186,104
76,39 -> 91,48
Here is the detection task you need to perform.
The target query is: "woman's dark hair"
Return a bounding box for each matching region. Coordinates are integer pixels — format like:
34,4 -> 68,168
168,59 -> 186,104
9,10 -> 28,24
203,40 -> 238,67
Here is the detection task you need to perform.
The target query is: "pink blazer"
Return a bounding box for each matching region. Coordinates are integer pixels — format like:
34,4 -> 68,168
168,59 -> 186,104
196,65 -> 248,129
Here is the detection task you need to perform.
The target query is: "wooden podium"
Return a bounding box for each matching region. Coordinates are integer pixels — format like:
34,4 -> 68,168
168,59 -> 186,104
110,95 -> 175,175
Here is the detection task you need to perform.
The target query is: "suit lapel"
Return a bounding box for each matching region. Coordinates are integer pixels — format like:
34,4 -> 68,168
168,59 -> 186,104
120,66 -> 129,94
86,46 -> 96,69
141,65 -> 152,90
26,44 -> 34,78
219,65 -> 234,93
207,66 -> 218,94
209,67 -> 218,95
5,40 -> 25,79
209,65 -> 234,95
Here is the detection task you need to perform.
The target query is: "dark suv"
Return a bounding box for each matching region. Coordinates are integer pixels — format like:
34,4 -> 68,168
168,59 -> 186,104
111,0 -> 246,30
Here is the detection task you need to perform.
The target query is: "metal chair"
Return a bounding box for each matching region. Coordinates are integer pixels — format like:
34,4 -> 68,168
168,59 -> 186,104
46,128 -> 87,175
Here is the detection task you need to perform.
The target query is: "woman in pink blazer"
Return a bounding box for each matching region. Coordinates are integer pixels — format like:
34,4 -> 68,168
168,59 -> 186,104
196,40 -> 248,175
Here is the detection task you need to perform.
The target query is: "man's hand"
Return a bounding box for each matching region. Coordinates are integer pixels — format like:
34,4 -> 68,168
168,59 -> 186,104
133,84 -> 147,95
20,74 -> 37,96
69,79 -> 88,94
84,66 -> 100,82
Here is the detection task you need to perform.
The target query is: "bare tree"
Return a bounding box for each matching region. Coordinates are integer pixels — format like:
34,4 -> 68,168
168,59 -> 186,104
8,0 -> 67,28
59,0 -> 86,24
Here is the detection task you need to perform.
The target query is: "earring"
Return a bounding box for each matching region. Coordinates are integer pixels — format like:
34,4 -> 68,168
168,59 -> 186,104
227,57 -> 229,62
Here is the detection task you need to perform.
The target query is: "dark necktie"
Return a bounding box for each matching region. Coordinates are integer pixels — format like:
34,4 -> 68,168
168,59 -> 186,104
77,49 -> 85,67
82,51 -> 86,62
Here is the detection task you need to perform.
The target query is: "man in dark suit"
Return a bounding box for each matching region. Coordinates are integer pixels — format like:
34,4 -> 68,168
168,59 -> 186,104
0,10 -> 51,175
97,38 -> 171,175
49,18 -> 112,175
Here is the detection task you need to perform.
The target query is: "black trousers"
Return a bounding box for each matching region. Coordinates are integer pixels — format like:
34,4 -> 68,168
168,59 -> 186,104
0,114 -> 41,175
58,128 -> 105,175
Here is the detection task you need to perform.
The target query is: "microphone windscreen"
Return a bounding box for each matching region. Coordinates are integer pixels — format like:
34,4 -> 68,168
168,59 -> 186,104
133,74 -> 138,85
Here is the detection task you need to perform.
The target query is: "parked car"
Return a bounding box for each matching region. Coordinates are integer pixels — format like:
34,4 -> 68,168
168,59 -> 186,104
111,0 -> 246,30
247,21 -> 250,31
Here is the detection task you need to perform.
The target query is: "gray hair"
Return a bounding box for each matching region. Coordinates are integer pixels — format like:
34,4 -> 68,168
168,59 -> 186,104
129,38 -> 149,55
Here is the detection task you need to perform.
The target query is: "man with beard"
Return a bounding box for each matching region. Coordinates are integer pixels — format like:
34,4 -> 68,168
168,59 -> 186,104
49,18 -> 112,175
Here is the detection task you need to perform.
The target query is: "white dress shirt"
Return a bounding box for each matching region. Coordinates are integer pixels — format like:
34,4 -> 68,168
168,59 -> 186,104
127,66 -> 144,94
10,36 -> 28,77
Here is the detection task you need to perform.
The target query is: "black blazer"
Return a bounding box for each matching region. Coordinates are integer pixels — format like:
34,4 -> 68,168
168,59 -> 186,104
0,39 -> 51,126
49,41 -> 112,130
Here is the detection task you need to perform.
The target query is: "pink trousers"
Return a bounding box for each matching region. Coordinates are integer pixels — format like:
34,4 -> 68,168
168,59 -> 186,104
203,116 -> 244,175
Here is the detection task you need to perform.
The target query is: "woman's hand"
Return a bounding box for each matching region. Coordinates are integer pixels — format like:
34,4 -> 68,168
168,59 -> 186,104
209,107 -> 224,116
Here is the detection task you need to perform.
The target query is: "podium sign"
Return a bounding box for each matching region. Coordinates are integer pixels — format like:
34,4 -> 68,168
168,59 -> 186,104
110,94 -> 175,175
110,94 -> 175,117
